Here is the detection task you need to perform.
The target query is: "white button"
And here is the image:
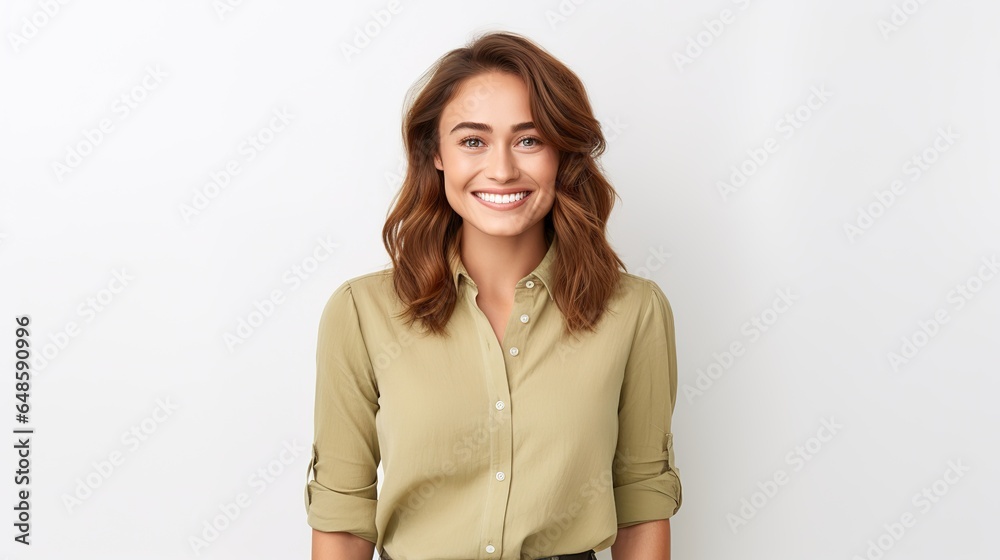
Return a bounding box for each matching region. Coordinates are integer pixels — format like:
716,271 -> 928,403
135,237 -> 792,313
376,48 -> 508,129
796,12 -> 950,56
495,400 -> 505,410
496,471 -> 505,481
509,346 -> 519,356
520,314 -> 529,323
525,280 -> 535,288
485,544 -> 496,553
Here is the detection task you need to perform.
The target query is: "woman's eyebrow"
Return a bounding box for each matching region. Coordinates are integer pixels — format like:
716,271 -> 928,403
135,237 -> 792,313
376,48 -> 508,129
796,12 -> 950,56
448,121 -> 536,134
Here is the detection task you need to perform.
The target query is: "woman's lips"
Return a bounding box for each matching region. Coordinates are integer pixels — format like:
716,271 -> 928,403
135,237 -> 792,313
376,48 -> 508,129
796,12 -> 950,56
471,190 -> 532,210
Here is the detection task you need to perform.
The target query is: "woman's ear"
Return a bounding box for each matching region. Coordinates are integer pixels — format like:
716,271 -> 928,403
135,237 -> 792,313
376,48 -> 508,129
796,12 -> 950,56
434,153 -> 443,171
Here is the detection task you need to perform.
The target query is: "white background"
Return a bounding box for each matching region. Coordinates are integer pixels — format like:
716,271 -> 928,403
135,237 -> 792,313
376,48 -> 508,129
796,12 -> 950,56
1,0 -> 998,559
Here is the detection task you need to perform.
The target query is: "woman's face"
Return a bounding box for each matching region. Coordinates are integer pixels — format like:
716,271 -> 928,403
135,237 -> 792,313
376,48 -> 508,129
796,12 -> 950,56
434,71 -> 558,240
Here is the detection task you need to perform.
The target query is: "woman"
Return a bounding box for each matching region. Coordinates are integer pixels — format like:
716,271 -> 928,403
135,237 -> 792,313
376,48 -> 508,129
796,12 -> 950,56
305,31 -> 682,560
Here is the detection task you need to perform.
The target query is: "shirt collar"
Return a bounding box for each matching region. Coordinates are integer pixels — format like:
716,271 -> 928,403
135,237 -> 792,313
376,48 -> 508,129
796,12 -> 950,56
449,235 -> 558,300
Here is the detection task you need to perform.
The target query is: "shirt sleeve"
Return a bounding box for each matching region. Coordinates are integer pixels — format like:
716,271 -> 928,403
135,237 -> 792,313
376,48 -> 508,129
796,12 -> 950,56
613,280 -> 683,527
304,281 -> 380,543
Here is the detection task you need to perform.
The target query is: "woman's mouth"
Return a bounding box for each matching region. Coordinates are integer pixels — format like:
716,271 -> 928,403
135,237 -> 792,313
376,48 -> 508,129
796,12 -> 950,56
472,190 -> 532,210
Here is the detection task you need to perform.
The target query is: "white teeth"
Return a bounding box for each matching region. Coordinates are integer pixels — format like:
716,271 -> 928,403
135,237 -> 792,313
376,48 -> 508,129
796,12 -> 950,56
474,191 -> 529,204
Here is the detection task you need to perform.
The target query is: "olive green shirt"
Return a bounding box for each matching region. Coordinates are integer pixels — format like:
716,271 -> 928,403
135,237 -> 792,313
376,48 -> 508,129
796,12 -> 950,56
304,236 -> 682,559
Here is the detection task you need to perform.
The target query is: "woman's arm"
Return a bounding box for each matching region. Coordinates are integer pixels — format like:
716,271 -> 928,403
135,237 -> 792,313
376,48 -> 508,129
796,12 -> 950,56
307,283 -> 381,556
611,519 -> 670,560
311,529 -> 375,560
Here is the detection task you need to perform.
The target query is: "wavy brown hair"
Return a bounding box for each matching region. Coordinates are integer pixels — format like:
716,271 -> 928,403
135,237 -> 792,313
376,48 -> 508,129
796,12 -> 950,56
382,30 -> 626,338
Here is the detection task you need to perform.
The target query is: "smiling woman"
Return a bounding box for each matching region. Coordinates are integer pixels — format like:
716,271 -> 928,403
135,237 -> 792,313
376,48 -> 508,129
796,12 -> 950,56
306,31 -> 682,560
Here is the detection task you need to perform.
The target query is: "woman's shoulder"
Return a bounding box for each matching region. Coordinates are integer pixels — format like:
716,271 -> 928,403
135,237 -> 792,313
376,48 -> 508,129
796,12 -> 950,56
614,270 -> 674,317
343,267 -> 394,288
321,267 -> 398,311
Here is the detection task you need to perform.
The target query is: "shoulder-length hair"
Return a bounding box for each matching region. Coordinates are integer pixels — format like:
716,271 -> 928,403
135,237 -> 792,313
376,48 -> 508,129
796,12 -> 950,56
382,30 -> 626,338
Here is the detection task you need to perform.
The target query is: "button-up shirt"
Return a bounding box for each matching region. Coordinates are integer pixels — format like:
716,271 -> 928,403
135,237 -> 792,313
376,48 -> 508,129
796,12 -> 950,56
304,235 -> 682,559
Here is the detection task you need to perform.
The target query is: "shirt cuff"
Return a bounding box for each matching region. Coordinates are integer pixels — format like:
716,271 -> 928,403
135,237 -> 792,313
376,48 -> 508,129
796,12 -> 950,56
304,454 -> 378,543
613,466 -> 683,527
614,432 -> 683,527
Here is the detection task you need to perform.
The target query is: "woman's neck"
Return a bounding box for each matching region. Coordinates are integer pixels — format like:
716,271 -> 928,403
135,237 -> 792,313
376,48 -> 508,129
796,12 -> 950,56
457,223 -> 548,298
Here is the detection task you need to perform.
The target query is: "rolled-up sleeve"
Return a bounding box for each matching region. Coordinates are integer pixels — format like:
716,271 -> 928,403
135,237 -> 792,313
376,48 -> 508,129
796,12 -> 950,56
304,281 -> 380,543
613,280 -> 683,528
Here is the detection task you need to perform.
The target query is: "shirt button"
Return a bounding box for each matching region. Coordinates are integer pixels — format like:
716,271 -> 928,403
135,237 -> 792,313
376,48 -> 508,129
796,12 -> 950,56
485,544 -> 496,554
525,280 -> 535,288
509,346 -> 519,356
495,400 -> 505,410
496,471 -> 505,481
519,314 -> 529,323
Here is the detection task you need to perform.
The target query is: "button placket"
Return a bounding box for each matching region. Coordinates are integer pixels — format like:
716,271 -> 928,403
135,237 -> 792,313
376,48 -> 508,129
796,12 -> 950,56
507,277 -> 535,358
467,285 -> 513,560
477,275 -> 541,557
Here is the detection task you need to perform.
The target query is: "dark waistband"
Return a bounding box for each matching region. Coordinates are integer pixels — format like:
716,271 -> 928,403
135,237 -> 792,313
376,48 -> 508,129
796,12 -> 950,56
538,551 -> 596,560
380,549 -> 596,560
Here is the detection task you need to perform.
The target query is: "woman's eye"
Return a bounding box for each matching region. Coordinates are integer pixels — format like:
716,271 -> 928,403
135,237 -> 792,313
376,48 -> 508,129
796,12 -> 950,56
460,136 -> 541,149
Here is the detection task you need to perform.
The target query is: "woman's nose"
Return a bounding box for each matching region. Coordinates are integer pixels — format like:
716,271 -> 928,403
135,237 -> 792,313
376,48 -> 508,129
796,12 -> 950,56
485,146 -> 518,183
